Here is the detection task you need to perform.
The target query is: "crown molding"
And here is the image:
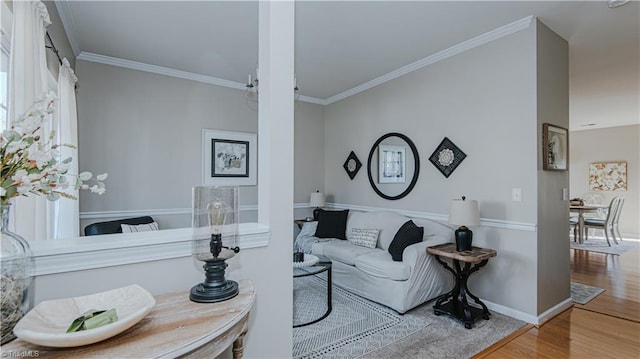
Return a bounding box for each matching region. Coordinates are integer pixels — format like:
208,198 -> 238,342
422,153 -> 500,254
323,15 -> 535,105
76,52 -> 326,105
77,52 -> 248,90
54,0 -> 81,56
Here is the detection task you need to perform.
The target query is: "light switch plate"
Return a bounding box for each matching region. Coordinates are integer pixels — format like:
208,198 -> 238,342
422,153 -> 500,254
563,188 -> 569,201
512,188 -> 522,202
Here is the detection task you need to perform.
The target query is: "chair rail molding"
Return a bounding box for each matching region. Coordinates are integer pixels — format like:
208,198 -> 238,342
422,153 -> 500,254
30,223 -> 270,276
328,203 -> 537,232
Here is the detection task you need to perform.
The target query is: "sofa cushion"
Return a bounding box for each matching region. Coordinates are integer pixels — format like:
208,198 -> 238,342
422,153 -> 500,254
321,240 -> 380,266
348,228 -> 379,249
315,209 -> 349,239
355,251 -> 411,281
388,220 -> 424,261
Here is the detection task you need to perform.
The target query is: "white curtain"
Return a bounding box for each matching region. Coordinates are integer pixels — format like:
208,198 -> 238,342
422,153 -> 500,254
8,1 -> 51,240
52,58 -> 79,238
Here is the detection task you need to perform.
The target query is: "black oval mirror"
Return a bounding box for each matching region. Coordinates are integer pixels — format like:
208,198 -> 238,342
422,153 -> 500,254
367,133 -> 420,200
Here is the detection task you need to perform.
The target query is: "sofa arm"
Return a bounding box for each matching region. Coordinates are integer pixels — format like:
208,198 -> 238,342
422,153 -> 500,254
402,234 -> 451,268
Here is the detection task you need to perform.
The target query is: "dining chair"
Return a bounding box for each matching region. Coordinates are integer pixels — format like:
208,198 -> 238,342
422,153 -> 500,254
612,197 -> 625,241
581,192 -> 607,218
583,196 -> 622,246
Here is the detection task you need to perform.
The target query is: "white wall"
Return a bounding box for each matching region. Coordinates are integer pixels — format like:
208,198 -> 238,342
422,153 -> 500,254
570,125 -> 640,238
535,20 -> 570,314
324,24 -> 543,317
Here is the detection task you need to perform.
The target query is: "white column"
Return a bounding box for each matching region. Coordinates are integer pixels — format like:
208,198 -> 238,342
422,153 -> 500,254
248,0 -> 294,357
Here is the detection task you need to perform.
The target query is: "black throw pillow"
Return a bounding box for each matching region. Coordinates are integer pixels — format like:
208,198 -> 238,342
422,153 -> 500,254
388,220 -> 424,261
314,209 -> 349,240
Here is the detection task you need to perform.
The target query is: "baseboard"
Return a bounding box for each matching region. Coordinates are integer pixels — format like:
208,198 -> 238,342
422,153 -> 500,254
482,297 -> 573,325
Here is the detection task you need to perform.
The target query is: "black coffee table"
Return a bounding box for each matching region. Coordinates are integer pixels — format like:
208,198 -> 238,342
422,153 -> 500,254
293,255 -> 332,327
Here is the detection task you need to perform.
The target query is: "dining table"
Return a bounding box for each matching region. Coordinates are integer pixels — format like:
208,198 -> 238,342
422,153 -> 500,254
570,205 -> 608,244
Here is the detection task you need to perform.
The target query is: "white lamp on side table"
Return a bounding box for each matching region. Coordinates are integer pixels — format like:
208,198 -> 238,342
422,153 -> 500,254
310,191 -> 326,221
449,196 -> 480,252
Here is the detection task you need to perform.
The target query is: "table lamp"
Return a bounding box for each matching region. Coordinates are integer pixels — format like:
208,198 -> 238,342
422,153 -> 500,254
310,191 -> 326,221
190,186 -> 240,303
449,196 -> 480,252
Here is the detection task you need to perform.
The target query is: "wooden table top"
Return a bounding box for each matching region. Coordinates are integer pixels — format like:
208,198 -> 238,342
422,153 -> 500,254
2,279 -> 255,358
427,243 -> 497,264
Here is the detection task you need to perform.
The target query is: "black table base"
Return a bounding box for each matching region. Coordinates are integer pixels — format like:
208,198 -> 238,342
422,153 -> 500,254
293,261 -> 332,328
433,256 -> 491,329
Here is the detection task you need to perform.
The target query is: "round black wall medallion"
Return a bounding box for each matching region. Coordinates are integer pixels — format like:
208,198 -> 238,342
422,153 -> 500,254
367,132 -> 420,200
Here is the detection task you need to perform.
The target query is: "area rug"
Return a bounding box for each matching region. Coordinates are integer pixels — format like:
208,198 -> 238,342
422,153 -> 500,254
571,282 -> 605,305
293,274 -> 430,359
569,237 -> 640,255
293,274 -> 526,359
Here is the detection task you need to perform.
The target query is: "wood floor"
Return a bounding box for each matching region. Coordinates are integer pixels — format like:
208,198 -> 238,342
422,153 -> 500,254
476,240 -> 640,358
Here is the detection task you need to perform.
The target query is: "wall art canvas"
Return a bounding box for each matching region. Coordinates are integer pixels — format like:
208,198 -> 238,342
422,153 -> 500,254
589,161 -> 627,191
378,145 -> 406,183
202,130 -> 257,186
543,123 -> 568,171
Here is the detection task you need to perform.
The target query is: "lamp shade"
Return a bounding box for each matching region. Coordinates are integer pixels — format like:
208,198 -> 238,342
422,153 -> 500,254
449,197 -> 480,226
310,191 -> 326,207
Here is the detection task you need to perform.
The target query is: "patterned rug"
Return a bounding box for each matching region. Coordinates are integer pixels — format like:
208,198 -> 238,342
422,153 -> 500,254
293,272 -> 527,359
293,273 -> 430,359
570,237 -> 640,255
571,282 -> 605,305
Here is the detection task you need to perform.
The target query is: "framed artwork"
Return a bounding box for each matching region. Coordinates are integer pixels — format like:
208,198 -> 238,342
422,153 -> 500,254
542,123 -> 568,171
378,145 -> 406,183
343,151 -> 362,180
202,130 -> 257,186
589,161 -> 627,191
428,137 -> 466,178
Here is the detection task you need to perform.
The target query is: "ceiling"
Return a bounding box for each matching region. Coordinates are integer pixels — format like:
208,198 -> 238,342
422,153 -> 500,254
56,1 -> 639,131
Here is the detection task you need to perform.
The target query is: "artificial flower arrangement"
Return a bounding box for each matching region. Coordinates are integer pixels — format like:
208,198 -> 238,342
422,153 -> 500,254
0,93 -> 106,205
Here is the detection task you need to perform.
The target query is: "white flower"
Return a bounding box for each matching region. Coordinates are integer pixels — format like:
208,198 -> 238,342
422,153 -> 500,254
1,96 -> 107,204
78,172 -> 93,181
96,173 -> 108,181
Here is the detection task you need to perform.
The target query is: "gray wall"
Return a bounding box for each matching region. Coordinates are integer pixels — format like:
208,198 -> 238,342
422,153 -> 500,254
323,25 -> 543,316
535,20 -> 570,314
76,60 -> 324,231
570,125 -> 640,237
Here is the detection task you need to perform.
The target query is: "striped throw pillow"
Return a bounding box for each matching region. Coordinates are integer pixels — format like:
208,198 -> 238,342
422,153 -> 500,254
121,222 -> 159,233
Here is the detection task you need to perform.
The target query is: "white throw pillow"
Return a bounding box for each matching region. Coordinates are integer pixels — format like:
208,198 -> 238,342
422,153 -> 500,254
121,222 -> 159,233
348,228 -> 379,249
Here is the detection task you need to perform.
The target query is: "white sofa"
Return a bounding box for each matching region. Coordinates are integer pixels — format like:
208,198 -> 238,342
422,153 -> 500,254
294,210 -> 454,313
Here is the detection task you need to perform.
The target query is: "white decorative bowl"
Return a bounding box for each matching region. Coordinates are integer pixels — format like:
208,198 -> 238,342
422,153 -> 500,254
293,254 -> 319,268
13,284 -> 156,347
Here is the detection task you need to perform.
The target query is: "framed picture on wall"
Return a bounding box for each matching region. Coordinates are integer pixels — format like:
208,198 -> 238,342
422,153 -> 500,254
542,123 -> 568,171
378,145 -> 406,183
589,161 -> 627,191
202,129 -> 257,186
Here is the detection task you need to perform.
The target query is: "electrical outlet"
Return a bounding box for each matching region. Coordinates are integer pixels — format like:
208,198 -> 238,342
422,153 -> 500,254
512,188 -> 522,202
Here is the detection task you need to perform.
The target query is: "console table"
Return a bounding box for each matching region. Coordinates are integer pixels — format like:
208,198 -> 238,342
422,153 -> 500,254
2,279 -> 255,358
427,243 -> 496,329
